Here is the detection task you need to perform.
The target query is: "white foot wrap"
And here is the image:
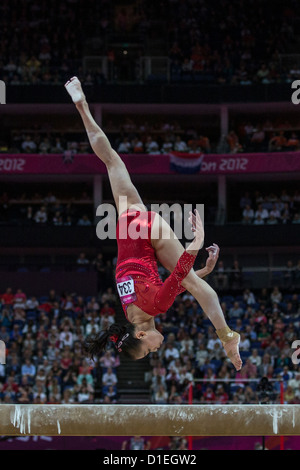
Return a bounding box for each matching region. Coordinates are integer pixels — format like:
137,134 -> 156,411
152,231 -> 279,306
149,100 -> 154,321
64,76 -> 85,104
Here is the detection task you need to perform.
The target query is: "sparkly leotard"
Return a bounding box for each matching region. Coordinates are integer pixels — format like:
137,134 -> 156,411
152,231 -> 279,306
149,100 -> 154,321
115,209 -> 196,317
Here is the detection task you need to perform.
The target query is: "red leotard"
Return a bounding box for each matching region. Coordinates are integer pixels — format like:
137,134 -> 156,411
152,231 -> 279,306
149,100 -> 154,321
115,209 -> 196,317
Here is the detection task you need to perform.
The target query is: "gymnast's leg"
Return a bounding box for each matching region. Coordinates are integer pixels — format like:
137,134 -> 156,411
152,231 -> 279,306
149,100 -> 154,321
151,213 -> 242,371
65,76 -> 145,215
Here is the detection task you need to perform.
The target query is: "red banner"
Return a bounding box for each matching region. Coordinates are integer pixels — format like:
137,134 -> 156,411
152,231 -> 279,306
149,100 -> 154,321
0,151 -> 300,175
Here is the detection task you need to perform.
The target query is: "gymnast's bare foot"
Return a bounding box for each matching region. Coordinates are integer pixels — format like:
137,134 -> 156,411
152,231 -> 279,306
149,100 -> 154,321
65,76 -> 86,104
223,332 -> 242,371
216,327 -> 242,371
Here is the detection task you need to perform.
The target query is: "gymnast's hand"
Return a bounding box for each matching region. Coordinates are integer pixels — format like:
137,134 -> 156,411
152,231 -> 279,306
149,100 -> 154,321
186,209 -> 204,253
205,243 -> 220,273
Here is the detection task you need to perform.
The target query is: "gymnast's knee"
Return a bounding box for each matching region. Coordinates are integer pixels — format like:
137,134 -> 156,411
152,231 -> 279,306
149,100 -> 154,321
105,149 -> 123,169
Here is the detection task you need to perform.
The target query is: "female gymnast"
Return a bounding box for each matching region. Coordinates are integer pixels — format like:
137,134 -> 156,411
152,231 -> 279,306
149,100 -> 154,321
65,77 -> 242,371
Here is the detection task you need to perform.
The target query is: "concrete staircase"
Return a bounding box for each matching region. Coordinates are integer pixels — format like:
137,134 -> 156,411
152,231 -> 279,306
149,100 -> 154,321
114,302 -> 152,404
117,356 -> 151,404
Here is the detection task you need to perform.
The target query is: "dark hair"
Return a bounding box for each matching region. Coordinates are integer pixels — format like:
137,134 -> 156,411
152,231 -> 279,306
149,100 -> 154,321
83,323 -> 141,360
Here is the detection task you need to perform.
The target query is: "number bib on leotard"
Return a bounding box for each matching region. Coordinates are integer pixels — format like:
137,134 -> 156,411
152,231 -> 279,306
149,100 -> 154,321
116,276 -> 137,305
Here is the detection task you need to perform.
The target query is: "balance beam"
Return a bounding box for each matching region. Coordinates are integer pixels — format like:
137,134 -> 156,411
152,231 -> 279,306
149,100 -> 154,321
1,404 -> 300,436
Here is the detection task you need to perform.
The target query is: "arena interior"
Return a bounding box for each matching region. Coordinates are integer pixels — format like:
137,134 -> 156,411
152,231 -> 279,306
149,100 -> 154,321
0,0 -> 300,452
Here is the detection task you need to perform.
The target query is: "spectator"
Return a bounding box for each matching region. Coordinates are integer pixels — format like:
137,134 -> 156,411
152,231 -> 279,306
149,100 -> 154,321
286,132 -> 300,150
21,359 -> 36,380
179,331 -> 194,354
77,215 -> 92,226
117,137 -> 132,153
101,287 -> 117,305
100,302 -> 116,318
283,260 -> 295,289
145,136 -> 160,154
102,367 -> 118,392
269,203 -> 281,220
239,333 -> 251,351
77,383 -> 93,403
161,136 -> 174,153
151,359 -> 166,378
1,288 -> 14,306
104,384 -> 119,403
270,286 -> 282,304
21,135 -> 37,153
85,318 -> 100,336
213,260 -> 228,290
34,206 -> 48,224
13,289 -> 27,310
254,204 -> 269,221
253,214 -> 265,225
165,369 -> 181,391
195,343 -> 209,366
131,137 -> 144,153
202,385 -> 216,403
59,324 -> 74,348
77,372 -> 94,397
153,384 -> 168,403
162,342 -> 180,364
249,349 -> 262,367
266,214 -> 279,225
122,436 -> 150,451
99,351 -> 119,369
77,252 -> 89,265
229,260 -> 243,289
243,288 -> 256,305
240,192 -> 252,209
207,332 -> 222,352
174,135 -> 188,152
228,301 -> 244,319
265,340 -> 281,360
227,130 -> 242,153
215,384 -> 229,404
25,296 -> 39,310
292,213 -> 300,224
198,135 -> 211,154
268,131 -> 287,152
242,205 -> 254,223
288,372 -> 300,400
39,137 -> 52,154
284,385 -> 296,404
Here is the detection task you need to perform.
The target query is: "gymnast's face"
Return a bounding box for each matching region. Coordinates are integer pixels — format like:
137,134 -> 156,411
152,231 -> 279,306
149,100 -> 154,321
135,329 -> 164,359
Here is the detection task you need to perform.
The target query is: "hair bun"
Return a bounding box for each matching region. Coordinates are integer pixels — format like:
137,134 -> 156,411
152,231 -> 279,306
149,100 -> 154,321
83,322 -> 139,360
108,323 -> 127,338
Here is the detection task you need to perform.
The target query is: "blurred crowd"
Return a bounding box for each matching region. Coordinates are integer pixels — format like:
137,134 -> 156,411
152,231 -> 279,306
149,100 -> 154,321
0,126 -> 211,156
0,0 -> 298,86
147,285 -> 300,405
0,190 -> 94,226
1,271 -> 300,406
2,115 -> 300,157
2,183 -> 300,228
239,188 -> 300,226
166,0 -> 297,86
0,282 -> 121,405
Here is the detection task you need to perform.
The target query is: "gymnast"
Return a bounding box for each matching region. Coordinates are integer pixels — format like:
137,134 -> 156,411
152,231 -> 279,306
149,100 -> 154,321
65,77 -> 242,371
